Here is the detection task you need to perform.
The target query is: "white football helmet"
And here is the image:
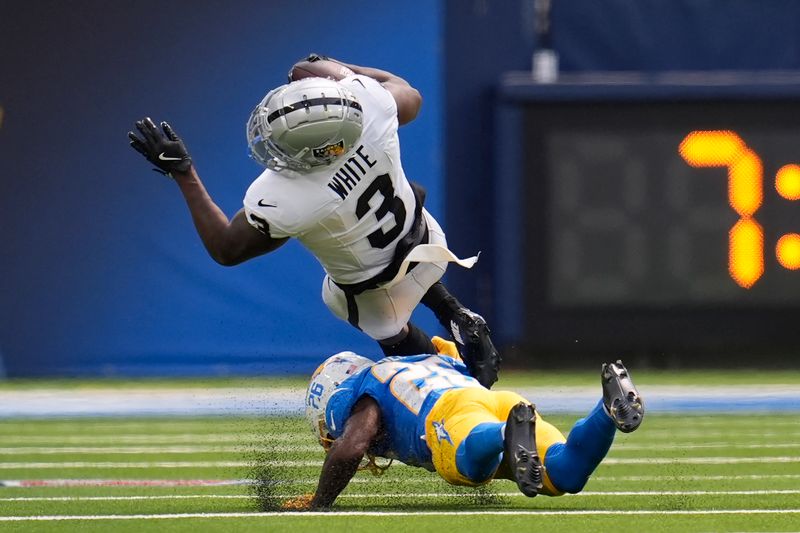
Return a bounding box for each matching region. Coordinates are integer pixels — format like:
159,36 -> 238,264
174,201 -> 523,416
246,78 -> 363,171
305,351 -> 373,450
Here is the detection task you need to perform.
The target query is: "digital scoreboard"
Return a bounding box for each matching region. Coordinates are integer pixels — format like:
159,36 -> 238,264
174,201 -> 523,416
495,75 -> 800,365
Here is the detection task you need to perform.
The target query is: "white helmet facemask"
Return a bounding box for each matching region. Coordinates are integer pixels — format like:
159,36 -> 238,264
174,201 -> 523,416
247,78 -> 363,172
305,351 -> 373,450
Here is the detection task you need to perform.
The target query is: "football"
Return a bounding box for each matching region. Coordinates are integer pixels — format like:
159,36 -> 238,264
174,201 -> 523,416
288,59 -> 355,82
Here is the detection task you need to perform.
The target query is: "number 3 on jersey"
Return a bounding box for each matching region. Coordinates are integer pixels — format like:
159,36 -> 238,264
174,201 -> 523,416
356,173 -> 407,249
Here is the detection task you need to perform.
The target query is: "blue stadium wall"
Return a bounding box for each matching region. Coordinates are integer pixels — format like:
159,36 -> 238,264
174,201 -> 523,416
3,0 -> 800,377
0,0 -> 443,377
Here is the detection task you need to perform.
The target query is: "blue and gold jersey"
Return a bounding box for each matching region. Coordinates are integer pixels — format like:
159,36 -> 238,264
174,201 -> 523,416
325,354 -> 482,467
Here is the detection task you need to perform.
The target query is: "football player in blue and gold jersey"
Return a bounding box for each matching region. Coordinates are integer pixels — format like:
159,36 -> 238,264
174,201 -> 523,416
289,338 -> 644,509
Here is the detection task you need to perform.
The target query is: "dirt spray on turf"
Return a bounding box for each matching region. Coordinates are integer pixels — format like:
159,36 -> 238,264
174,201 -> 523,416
244,416 -> 304,512
443,479 -> 509,507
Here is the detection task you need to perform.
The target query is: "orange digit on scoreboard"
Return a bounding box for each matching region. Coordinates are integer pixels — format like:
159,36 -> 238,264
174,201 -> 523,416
679,131 -> 764,289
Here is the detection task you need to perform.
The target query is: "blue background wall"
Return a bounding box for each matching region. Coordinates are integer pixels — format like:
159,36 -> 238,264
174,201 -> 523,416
0,0 -> 442,376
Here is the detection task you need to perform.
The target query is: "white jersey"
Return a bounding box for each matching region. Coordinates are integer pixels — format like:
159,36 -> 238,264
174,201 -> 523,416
243,75 -> 418,285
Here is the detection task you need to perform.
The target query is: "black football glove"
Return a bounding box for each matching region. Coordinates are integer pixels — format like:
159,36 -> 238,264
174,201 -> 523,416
128,117 -> 192,176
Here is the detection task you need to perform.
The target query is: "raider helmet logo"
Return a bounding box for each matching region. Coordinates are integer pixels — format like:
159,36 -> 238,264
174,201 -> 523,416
313,140 -> 345,160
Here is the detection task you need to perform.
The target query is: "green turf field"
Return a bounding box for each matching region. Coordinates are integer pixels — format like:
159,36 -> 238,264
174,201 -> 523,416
1,410 -> 799,532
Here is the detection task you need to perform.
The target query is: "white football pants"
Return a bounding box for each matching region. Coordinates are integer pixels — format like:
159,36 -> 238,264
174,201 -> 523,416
321,209 -> 448,341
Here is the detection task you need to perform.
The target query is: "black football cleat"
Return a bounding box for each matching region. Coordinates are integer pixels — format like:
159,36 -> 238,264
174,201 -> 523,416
450,308 -> 501,389
503,402 -> 543,497
601,360 -> 645,433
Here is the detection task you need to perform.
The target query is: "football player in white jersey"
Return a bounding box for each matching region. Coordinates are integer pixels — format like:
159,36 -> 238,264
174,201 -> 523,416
128,55 -> 500,387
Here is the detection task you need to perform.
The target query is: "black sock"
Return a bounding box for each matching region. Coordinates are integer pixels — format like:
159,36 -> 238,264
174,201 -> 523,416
379,322 -> 436,357
421,282 -> 463,332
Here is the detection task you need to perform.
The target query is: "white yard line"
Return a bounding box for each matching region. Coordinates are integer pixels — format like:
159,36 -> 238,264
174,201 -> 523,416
1,443 -> 797,455
0,479 -> 253,487
2,509 -> 800,521
4,473 -> 800,487
636,430 -> 800,438
593,474 -> 800,481
2,489 -> 800,502
0,434 -> 301,444
602,456 -> 800,465
0,461 -> 317,469
3,431 -> 799,446
3,441 -> 798,456
0,495 -> 252,501
1,456 -> 799,469
0,445 -> 321,455
635,417 -> 800,426
612,442 -> 800,453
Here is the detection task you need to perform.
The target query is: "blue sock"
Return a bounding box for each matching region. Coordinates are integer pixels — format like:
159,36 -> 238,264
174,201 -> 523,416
544,399 -> 616,493
455,422 -> 505,483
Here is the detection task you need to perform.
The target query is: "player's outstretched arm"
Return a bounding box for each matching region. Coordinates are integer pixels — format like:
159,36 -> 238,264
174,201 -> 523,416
310,396 -> 381,509
314,55 -> 422,126
172,168 -> 287,265
128,118 -> 287,266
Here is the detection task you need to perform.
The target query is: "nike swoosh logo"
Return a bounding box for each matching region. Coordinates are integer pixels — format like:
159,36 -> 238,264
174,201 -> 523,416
158,152 -> 182,161
258,199 -> 277,207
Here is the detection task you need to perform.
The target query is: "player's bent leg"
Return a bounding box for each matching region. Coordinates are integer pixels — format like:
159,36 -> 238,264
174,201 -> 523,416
454,421 -> 505,483
425,388 -> 515,486
544,364 -> 643,494
543,400 -> 615,494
